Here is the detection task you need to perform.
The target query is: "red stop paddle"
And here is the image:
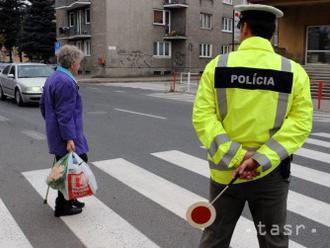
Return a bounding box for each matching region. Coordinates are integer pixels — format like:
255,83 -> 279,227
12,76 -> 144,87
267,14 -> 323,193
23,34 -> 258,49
186,175 -> 239,229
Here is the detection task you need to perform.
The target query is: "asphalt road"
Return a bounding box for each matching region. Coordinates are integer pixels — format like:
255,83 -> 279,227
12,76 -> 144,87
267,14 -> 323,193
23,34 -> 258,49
0,83 -> 329,248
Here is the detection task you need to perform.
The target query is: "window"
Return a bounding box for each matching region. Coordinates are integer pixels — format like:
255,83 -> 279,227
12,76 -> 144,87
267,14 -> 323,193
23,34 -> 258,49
154,10 -> 165,25
153,41 -> 171,57
76,41 -> 82,51
85,8 -> 90,24
221,45 -> 231,54
223,0 -> 232,5
84,40 -> 91,56
9,66 -> 16,77
18,65 -> 53,78
306,25 -> 330,63
222,17 -> 233,32
2,65 -> 11,75
200,43 -> 212,58
69,12 -> 75,27
200,13 -> 212,30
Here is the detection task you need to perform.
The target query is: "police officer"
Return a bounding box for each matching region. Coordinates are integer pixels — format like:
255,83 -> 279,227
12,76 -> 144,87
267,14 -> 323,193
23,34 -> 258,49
192,4 -> 313,248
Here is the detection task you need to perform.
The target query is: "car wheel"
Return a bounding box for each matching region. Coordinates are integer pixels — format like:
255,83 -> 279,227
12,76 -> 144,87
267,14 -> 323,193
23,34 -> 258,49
0,85 -> 6,101
15,89 -> 24,106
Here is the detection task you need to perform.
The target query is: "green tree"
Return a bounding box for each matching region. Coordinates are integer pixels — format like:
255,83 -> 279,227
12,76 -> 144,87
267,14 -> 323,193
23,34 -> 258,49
20,0 -> 56,62
0,0 -> 25,62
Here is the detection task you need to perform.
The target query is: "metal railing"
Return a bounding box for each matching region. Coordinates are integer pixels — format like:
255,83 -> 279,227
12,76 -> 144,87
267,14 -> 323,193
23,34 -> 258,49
164,0 -> 188,5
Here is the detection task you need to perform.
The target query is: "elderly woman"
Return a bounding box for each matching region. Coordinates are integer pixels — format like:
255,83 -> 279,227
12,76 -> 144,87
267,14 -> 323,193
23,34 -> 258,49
40,45 -> 89,217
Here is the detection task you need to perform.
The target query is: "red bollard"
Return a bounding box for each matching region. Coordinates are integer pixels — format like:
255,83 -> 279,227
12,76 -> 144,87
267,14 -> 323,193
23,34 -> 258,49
317,81 -> 323,110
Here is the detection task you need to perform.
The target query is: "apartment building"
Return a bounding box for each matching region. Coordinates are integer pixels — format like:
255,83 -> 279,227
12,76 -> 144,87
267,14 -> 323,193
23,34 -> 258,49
55,0 -> 247,76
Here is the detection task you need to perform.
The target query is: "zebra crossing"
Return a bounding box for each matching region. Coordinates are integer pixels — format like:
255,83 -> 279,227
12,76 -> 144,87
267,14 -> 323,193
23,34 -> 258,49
1,133 -> 329,247
313,112 -> 330,123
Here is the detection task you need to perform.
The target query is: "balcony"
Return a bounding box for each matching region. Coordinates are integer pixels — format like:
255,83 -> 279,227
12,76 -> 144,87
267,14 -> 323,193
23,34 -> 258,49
58,25 -> 91,40
55,0 -> 91,10
163,0 -> 188,8
163,30 -> 187,40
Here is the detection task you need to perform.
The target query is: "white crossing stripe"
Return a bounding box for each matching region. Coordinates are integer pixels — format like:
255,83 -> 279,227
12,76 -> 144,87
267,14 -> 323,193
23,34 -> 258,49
305,138 -> 330,148
21,130 -> 46,141
151,150 -> 330,227
291,163 -> 330,188
296,148 -> 330,164
0,198 -> 33,248
311,132 -> 330,139
93,158 -> 305,248
22,169 -> 159,248
114,108 -> 167,120
0,115 -> 9,122
313,117 -> 330,123
314,112 -> 330,117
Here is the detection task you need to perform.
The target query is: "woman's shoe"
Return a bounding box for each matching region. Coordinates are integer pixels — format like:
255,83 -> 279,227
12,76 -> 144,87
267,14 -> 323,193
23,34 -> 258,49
54,198 -> 82,217
71,199 -> 85,208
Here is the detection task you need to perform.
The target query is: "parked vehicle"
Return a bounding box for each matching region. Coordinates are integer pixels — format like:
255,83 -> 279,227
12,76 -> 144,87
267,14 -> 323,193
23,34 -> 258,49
0,63 -> 54,106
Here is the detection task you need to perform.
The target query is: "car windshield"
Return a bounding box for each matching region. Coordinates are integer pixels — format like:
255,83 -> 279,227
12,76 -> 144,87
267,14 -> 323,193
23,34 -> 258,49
18,65 -> 54,78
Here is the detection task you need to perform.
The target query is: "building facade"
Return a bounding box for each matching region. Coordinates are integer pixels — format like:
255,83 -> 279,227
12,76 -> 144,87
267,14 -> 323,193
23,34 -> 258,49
55,0 -> 247,77
250,0 -> 330,65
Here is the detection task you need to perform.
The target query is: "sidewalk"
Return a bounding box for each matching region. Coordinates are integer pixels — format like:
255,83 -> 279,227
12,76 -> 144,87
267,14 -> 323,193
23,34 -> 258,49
77,76 -> 174,84
79,76 -> 330,113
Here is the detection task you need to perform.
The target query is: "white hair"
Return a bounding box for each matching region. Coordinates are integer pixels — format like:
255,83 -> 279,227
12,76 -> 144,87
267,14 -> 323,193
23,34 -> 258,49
57,45 -> 84,69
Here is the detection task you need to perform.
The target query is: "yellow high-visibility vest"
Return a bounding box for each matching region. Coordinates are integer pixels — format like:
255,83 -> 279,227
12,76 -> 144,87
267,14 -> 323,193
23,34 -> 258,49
192,36 -> 313,185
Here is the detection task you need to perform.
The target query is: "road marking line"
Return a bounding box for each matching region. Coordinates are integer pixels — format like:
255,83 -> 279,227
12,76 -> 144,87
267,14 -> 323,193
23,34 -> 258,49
114,108 -> 167,120
0,198 -> 33,248
311,132 -> 330,139
86,111 -> 108,115
22,169 -> 159,248
21,130 -> 46,141
147,93 -> 194,103
151,150 -> 330,227
296,148 -> 330,164
305,138 -> 330,148
93,158 -> 305,248
0,115 -> 9,122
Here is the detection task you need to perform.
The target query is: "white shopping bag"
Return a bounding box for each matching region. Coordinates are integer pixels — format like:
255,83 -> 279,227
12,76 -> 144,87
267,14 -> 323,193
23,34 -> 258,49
64,153 -> 98,200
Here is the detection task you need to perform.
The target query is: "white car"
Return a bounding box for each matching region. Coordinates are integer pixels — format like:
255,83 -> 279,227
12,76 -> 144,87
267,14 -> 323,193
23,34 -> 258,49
0,63 -> 54,106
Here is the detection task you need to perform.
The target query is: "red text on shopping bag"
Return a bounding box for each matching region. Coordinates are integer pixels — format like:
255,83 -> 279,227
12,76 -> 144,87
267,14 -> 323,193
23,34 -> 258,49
67,171 -> 94,200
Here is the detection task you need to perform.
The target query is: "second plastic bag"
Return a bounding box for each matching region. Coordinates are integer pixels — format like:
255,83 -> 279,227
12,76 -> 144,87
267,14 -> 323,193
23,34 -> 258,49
47,153 -> 98,200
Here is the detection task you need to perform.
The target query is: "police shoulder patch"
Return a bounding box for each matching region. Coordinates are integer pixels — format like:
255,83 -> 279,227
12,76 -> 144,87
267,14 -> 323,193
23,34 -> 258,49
214,67 -> 293,93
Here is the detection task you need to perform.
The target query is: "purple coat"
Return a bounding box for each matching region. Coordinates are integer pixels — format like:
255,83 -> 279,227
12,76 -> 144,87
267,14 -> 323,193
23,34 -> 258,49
40,70 -> 89,156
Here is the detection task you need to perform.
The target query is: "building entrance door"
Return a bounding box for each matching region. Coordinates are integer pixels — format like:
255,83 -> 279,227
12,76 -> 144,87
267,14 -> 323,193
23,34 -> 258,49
306,25 -> 330,64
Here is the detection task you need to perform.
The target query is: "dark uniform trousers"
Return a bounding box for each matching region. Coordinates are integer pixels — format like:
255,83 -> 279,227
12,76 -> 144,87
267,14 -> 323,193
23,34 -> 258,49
55,153 -> 88,202
200,158 -> 291,248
